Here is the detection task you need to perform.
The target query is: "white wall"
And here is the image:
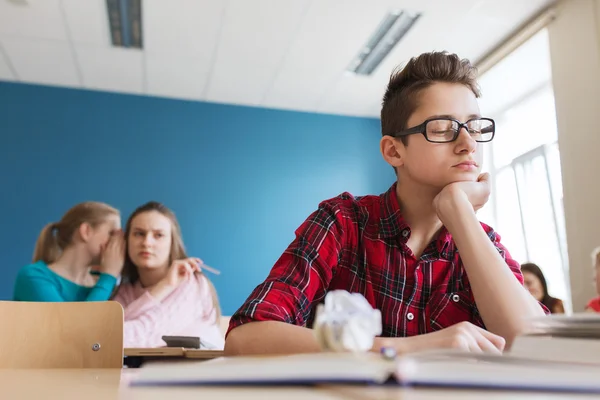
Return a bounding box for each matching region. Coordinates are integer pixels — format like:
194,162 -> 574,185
548,0 -> 600,311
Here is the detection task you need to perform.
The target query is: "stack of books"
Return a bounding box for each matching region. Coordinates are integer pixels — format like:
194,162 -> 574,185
509,313 -> 600,366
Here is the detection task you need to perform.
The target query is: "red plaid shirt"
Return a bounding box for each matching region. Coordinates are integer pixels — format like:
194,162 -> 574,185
228,183 -> 529,338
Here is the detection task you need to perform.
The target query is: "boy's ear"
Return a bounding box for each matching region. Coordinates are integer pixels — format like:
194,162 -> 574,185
380,136 -> 405,169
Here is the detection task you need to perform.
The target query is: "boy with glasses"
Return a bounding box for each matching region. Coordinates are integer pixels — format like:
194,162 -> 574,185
225,51 -> 547,356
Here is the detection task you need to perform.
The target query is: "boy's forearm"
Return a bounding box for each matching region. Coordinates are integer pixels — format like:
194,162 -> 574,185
224,321 -> 322,356
439,198 -> 544,345
225,322 -> 421,356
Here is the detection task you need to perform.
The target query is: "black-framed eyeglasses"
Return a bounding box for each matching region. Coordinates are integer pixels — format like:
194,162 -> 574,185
388,117 -> 495,143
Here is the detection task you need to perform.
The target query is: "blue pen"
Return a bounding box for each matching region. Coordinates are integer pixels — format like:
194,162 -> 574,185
380,346 -> 397,360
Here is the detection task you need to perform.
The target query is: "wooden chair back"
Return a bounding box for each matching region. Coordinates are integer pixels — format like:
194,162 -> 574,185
0,301 -> 123,368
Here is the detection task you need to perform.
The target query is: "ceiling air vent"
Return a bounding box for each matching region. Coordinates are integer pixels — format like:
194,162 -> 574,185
347,10 -> 421,76
106,0 -> 143,49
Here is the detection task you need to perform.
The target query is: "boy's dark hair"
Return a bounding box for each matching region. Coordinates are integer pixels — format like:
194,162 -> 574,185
381,51 -> 481,144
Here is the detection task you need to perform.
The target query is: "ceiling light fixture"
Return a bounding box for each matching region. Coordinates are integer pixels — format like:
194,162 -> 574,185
347,10 -> 421,76
6,0 -> 28,6
106,0 -> 143,49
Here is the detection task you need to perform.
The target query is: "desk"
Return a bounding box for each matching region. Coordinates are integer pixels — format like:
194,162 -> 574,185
123,348 -> 224,367
185,349 -> 225,359
0,369 -> 596,400
0,369 -> 338,400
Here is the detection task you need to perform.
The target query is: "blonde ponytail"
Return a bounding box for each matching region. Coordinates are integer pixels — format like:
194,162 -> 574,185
32,222 -> 60,264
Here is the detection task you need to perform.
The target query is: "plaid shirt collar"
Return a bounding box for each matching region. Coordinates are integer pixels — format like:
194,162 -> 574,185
378,182 -> 454,260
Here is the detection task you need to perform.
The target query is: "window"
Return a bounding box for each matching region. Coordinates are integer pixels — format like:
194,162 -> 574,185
478,29 -> 570,310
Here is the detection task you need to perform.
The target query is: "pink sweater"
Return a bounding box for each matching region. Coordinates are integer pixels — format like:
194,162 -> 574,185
113,274 -> 224,349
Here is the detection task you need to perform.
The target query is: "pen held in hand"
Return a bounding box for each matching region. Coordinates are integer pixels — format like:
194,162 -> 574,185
200,264 -> 221,275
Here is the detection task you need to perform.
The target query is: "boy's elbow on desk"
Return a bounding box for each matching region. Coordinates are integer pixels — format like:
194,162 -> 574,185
224,322 -> 269,356
223,327 -> 245,356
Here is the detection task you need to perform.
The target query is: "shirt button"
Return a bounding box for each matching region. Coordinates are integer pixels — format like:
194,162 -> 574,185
401,229 -> 410,238
452,294 -> 460,303
407,312 -> 414,321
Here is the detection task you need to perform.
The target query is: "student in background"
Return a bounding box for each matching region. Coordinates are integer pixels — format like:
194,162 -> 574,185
113,201 -> 223,349
225,51 -> 547,357
13,202 -> 124,302
585,247 -> 600,312
521,263 -> 564,314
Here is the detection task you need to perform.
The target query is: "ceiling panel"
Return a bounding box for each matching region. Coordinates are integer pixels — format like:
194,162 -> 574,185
145,52 -> 211,100
471,0 -> 551,23
204,0 -> 311,106
143,0 -> 227,55
0,0 -> 66,41
2,37 -> 79,86
0,44 -> 15,80
61,0 -> 110,46
318,11 -> 469,116
319,75 -> 384,117
142,0 -> 227,100
319,0 -> 554,116
76,46 -> 143,94
261,0 -> 405,112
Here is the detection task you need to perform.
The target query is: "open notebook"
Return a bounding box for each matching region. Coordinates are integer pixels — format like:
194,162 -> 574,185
131,351 -> 600,394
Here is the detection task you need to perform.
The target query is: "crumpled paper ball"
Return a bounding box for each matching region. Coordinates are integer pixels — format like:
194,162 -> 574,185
313,290 -> 382,352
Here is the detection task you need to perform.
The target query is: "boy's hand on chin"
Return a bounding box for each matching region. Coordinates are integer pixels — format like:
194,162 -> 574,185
433,173 -> 491,217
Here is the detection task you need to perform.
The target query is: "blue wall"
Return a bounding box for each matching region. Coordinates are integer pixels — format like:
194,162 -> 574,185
0,81 -> 395,314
